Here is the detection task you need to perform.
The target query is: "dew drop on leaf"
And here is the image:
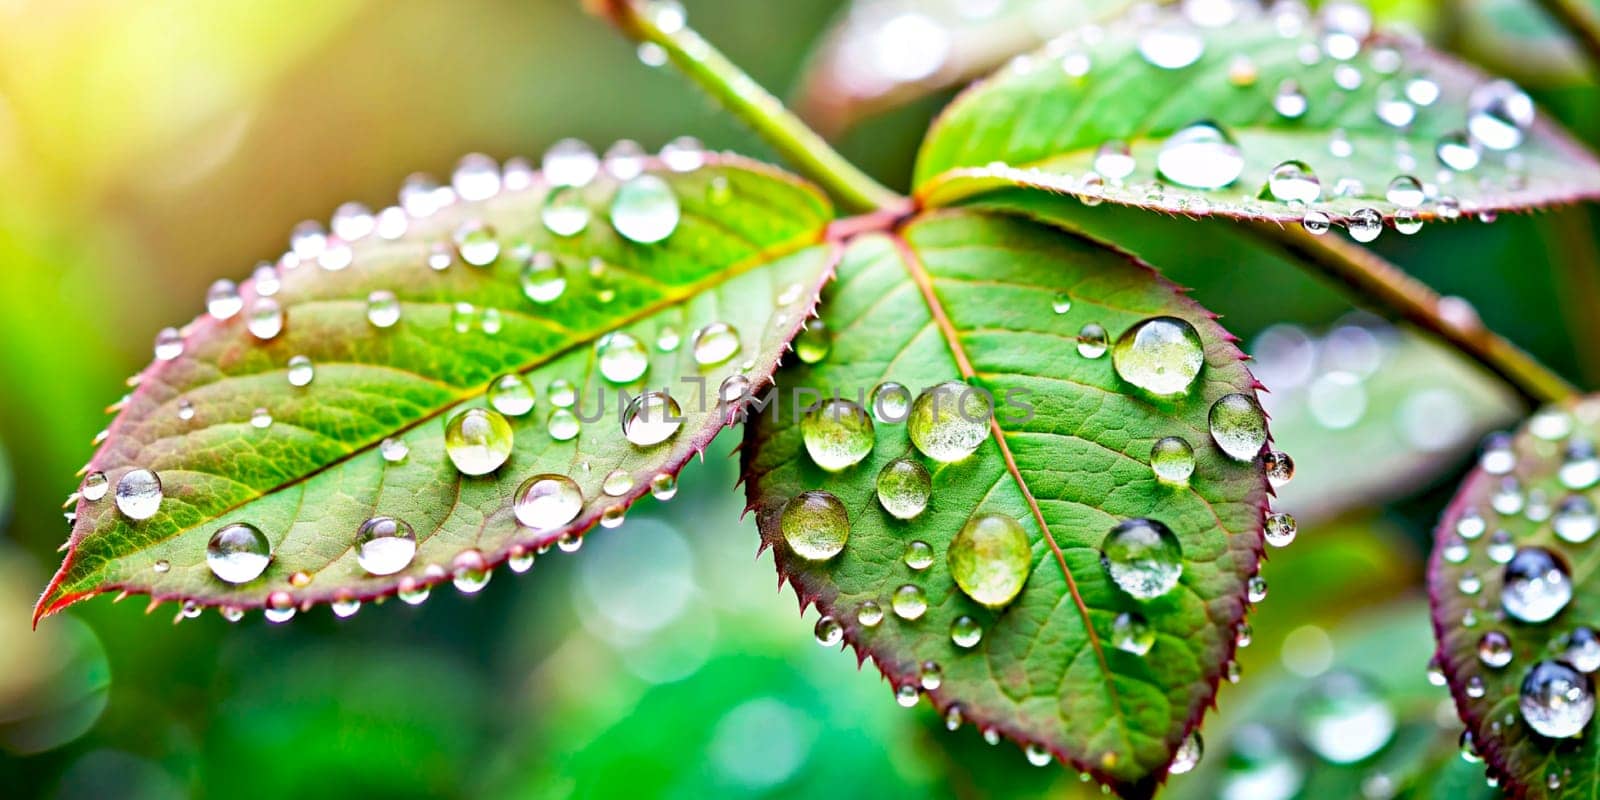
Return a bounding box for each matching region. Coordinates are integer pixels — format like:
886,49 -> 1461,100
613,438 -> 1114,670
1264,450 -> 1294,487
650,472 -> 678,500
398,576 -> 431,605
949,512 -> 1032,608
1478,630 -> 1513,668
1112,316 -> 1205,395
691,321 -> 741,366
1265,512 -> 1297,547
951,615 -> 982,648
1112,611 -> 1154,655
1170,731 -> 1203,774
1156,122 -> 1244,190
286,355 -> 314,387
1519,660 -> 1594,738
1553,495 -> 1598,543
1024,743 -> 1053,767
453,220 -> 501,266
1273,79 -> 1308,118
207,279 -> 242,320
814,614 -> 842,647
1209,393 -> 1267,460
876,458 -> 931,520
1467,79 -> 1535,151
206,522 -> 272,584
891,584 -> 927,620
82,471 -> 108,502
1487,529 -> 1515,563
907,381 -> 989,462
114,468 -> 163,520
858,601 -> 884,628
1100,518 -> 1183,599
1501,546 -> 1572,623
1436,131 -> 1480,172
451,549 -> 492,593
247,298 -> 284,340
543,138 -> 600,187
1565,627 -> 1600,673
1559,438 -> 1600,489
265,590 -> 296,623
355,516 -> 417,575
597,331 -> 650,384
1346,208 -> 1382,243
610,174 -> 680,244
365,290 -> 401,328
896,683 -> 921,708
869,381 -> 911,422
1302,210 -> 1331,235
488,373 -> 536,417
380,436 -> 409,464
1092,140 -> 1136,181
622,391 -> 683,446
801,398 -> 875,470
1076,322 -> 1109,357
513,474 -> 584,530
452,153 -> 501,202
508,547 -> 535,573
1138,27 -> 1205,69
1248,575 -> 1268,603
795,321 -> 831,364
444,408 -> 514,476
1265,160 -> 1320,204
780,490 -> 849,560
541,186 -> 590,237
1384,175 -> 1425,208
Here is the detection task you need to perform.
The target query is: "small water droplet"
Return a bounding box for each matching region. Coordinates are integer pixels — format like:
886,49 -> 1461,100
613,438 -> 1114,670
623,391 -> 684,446
1468,80 -> 1534,151
876,458 -> 932,521
1025,743 -> 1053,767
152,327 -> 184,362
814,614 -> 842,647
691,321 -> 741,366
398,575 -> 432,605
1170,731 -> 1203,774
114,469 -> 163,520
541,186 -> 591,237
543,138 -> 600,187
610,174 -> 680,244
1560,438 -> 1600,488
1298,671 -> 1395,763
82,472 -> 109,502
1092,140 -> 1136,181
1101,518 -> 1183,599
451,549 -> 492,593
453,220 -> 500,267
597,331 -> 649,384
513,474 -> 584,531
247,298 -> 284,340
951,615 -> 982,648
1302,209 -> 1331,235
1488,529 -> 1515,563
207,279 -> 243,321
1565,627 -> 1600,672
286,355 -> 314,387
1266,160 -> 1321,204
1112,611 -> 1154,655
801,399 -> 875,470
650,472 -> 677,500
1138,27 -> 1205,69
1076,322 -> 1109,357
1248,575 -> 1268,603
356,516 -> 417,575
795,321 -> 831,364
1436,131 -> 1480,171
1274,79 -> 1309,118
1346,208 -> 1382,243
1478,630 -> 1513,668
1265,512 -> 1297,547
1502,546 -> 1572,623
444,408 -> 514,476
1149,436 -> 1196,485
1157,122 -> 1243,190
487,374 -> 536,417
891,584 -> 927,620
206,522 -> 272,583
895,683 -> 920,708
380,437 -> 409,463
365,290 -> 402,328
920,660 -> 943,690
781,490 -> 849,560
858,601 -> 884,627
264,591 -> 297,623
1554,495 -> 1599,543
251,407 -> 273,429
1209,393 -> 1268,460
453,153 -> 501,201
869,382 -> 912,422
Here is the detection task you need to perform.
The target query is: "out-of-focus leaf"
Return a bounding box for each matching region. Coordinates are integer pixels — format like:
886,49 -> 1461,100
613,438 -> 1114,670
39,153 -> 835,622
1458,0 -> 1600,87
1168,598 -> 1493,800
1255,316 -> 1518,522
794,0 -> 1141,136
0,547 -> 109,756
0,438 -> 12,532
914,3 -> 1600,226
1428,396 -> 1600,798
743,209 -> 1268,796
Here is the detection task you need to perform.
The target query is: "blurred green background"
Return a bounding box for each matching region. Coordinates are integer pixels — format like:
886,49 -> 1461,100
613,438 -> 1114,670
0,0 -> 1597,797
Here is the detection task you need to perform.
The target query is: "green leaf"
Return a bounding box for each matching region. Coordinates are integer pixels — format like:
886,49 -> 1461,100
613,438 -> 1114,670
1428,396 -> 1600,798
912,3 -> 1600,226
741,208 -> 1269,796
39,152 -> 835,623
794,0 -> 1139,135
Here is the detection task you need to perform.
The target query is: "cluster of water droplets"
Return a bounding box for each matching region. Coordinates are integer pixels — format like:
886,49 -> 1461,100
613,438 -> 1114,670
973,0 -> 1538,240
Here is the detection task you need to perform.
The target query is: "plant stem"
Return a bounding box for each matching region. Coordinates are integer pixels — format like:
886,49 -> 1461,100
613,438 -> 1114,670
1250,222 -> 1578,407
1534,0 -> 1600,78
587,0 -> 904,214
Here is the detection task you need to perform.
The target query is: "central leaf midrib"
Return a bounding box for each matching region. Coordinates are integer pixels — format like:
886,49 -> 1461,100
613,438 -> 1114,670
885,227 -> 1127,737
94,226 -> 829,571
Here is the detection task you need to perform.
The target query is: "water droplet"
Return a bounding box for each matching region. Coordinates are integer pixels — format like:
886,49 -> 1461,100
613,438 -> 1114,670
487,374 -> 535,417
650,472 -> 677,500
1076,322 -> 1109,357
1436,131 -> 1480,171
1112,316 -> 1205,395
1478,630 -> 1513,668
265,591 -> 296,623
290,220 -> 328,260
1560,438 -> 1600,488
691,321 -> 741,365
355,516 -> 417,575
1112,611 -> 1154,655
1092,140 -> 1136,181
1502,547 -> 1571,623
781,490 -> 849,560
1347,208 -> 1382,243
1468,80 -> 1534,151
1157,122 -> 1244,189
81,471 -> 109,502
858,601 -> 884,627
801,399 -> 875,470
205,279 -> 243,321
362,289 -> 402,328
1382,175 -> 1424,209
920,660 -> 943,690
1025,743 -> 1053,767
286,355 -> 314,387
453,220 -> 500,266
1266,160 -> 1321,204
869,382 -> 912,422
1459,570 -> 1482,594
1170,731 -> 1203,774
1248,575 -> 1267,603
247,298 -> 284,340
453,153 -> 501,201
541,186 -> 590,236
719,374 -> 751,404
610,174 -> 680,244
795,321 -> 831,364
1333,64 -> 1362,90
1209,393 -> 1267,460
1101,518 -> 1183,599
557,532 -> 583,553
895,683 -> 920,708
945,705 -> 963,731
1554,495 -> 1598,543
1274,79 -> 1308,118
659,135 -> 705,172
1298,671 -> 1395,763
1050,292 -> 1072,314
1466,675 -> 1485,698
1394,210 -> 1422,235
251,407 -> 273,429
206,522 -> 272,583
814,615 -> 842,647
951,615 -> 982,648
114,469 -> 163,520
949,512 -> 1031,608
1147,436 -> 1197,485
1260,450 -> 1294,487
177,399 -> 195,421
1519,660 -> 1594,738
1492,476 -> 1525,514
512,474 -> 584,531
876,458 -> 931,519
891,584 -> 927,620
444,408 -> 514,476
1302,210 -> 1331,235
398,576 -> 431,605
597,331 -> 649,383
378,436 -> 409,464
451,549 -> 492,593
622,391 -> 684,446
152,327 -> 184,362
1566,627 -> 1600,673
1138,27 -> 1205,69
908,381 -> 991,462
1265,512 -> 1297,547
1487,529 -> 1515,563
543,138 -> 600,187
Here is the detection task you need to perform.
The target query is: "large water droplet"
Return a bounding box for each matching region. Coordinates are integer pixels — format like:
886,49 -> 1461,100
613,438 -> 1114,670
597,331 -> 649,383
1266,160 -> 1320,204
1347,208 -> 1382,243
1297,671 -> 1394,763
514,474 -> 584,530
610,174 -> 680,244
1502,546 -> 1571,623
1468,80 -> 1534,151
908,381 -> 990,462
781,490 -> 849,560
1519,660 -> 1594,738
949,512 -> 1032,608
114,469 -> 163,520
1101,518 -> 1183,599
1209,393 -> 1267,460
801,399 -> 875,471
356,516 -> 417,575
876,458 -> 931,519
1112,316 -> 1205,395
622,391 -> 684,446
1112,611 -> 1154,655
206,522 -> 272,583
444,408 -> 514,476
691,321 -> 741,366
1157,122 -> 1244,190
